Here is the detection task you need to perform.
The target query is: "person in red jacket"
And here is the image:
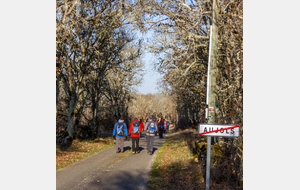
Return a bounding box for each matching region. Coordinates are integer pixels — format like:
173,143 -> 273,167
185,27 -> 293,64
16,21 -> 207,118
128,118 -> 143,154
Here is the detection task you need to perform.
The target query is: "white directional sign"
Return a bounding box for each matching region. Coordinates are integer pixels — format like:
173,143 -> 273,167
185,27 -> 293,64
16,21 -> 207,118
198,123 -> 240,138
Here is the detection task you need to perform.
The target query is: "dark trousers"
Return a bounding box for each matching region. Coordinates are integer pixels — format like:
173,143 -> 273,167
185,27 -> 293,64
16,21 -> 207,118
159,130 -> 163,138
131,137 -> 139,152
147,135 -> 155,152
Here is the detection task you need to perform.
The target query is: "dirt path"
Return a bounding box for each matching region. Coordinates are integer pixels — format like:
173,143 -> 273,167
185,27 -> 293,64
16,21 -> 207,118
56,131 -> 167,190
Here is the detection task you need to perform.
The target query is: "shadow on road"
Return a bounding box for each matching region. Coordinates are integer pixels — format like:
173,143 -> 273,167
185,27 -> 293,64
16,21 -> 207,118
151,147 -> 158,154
123,146 -> 131,152
88,170 -> 149,190
138,147 -> 145,152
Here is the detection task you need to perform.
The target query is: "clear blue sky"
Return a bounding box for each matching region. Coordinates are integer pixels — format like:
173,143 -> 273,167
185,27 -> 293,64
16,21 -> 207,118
136,31 -> 161,95
137,50 -> 161,94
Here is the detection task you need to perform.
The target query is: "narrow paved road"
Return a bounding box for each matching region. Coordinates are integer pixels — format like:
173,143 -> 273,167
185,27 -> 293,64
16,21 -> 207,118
56,131 -> 167,190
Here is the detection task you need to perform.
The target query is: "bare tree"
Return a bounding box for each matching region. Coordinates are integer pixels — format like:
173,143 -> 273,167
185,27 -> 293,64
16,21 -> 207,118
56,0 -> 144,140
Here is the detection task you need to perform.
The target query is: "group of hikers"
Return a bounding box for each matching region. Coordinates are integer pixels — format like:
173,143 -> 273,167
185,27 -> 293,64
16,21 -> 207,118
112,116 -> 170,155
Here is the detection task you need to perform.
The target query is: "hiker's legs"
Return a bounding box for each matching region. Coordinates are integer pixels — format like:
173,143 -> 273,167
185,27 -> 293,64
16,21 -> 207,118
149,136 -> 154,152
132,137 -> 135,152
116,137 -> 120,151
136,137 -> 139,152
146,135 -> 150,152
132,137 -> 138,152
120,136 -> 124,152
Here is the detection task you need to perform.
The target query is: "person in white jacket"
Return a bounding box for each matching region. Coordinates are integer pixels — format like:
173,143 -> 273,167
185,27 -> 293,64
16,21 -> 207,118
144,117 -> 157,155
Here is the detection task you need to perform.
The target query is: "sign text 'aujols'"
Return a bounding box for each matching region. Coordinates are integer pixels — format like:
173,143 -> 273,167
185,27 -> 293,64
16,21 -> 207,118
198,124 -> 240,138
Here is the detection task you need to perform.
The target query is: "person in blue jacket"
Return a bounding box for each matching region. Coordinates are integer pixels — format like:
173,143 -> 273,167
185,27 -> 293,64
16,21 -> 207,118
113,117 -> 128,153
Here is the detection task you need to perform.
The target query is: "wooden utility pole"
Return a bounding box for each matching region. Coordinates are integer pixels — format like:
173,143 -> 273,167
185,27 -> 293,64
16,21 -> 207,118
206,0 -> 219,189
208,0 -> 219,124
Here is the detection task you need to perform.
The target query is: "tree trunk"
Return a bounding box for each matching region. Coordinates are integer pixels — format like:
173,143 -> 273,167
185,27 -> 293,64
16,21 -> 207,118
66,96 -> 76,138
91,96 -> 99,137
208,0 -> 219,125
66,92 -> 83,138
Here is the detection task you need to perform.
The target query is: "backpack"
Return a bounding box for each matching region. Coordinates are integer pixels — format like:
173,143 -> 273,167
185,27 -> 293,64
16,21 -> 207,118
132,121 -> 140,134
158,120 -> 164,130
160,124 -> 164,130
166,121 -> 170,127
148,122 -> 155,134
116,123 -> 125,136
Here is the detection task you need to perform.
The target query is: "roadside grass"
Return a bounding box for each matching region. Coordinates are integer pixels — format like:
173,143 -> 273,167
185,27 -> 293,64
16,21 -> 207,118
56,137 -> 115,170
148,127 -> 205,190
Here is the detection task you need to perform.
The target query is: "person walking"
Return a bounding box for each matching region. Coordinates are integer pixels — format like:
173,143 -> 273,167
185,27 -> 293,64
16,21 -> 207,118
163,119 -> 167,134
139,119 -> 144,136
156,117 -> 160,125
128,118 -> 143,154
165,119 -> 170,133
155,118 -> 160,136
158,118 -> 164,138
145,117 -> 151,145
113,117 -> 128,153
144,117 -> 157,155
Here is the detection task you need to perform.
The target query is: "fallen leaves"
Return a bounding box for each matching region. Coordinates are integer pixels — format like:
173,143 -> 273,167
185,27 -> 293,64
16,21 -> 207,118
148,129 -> 204,190
56,137 -> 115,170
